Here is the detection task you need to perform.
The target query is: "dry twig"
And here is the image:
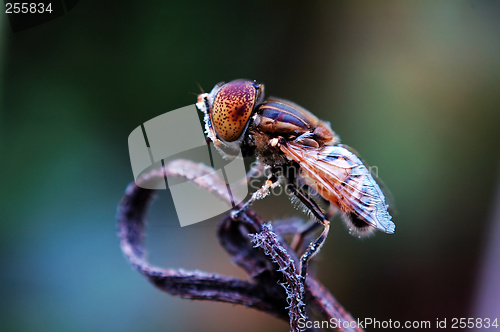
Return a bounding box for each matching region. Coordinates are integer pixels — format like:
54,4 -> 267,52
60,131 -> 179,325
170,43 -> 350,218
117,159 -> 363,332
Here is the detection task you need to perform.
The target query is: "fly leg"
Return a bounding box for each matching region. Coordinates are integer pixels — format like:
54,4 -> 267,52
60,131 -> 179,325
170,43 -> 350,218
231,167 -> 280,220
290,204 -> 337,252
288,185 -> 331,280
290,219 -> 321,253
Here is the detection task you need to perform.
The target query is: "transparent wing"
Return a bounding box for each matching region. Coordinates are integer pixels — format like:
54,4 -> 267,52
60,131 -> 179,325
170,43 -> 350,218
280,142 -> 395,234
337,143 -> 397,217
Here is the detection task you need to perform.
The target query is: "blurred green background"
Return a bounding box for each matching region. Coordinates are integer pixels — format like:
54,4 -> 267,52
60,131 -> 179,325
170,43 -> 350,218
1,1 -> 500,331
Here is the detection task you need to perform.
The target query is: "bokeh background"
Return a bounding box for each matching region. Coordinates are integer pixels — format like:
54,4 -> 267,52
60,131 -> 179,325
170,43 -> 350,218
1,1 -> 500,331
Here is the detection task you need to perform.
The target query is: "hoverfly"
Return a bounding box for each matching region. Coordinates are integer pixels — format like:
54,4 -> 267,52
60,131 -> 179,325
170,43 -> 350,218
196,79 -> 395,276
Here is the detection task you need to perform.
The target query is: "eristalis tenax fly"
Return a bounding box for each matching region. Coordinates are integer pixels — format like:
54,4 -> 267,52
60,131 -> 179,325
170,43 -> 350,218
196,79 -> 395,276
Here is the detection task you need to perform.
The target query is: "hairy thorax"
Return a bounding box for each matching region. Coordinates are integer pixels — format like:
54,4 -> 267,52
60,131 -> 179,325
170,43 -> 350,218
251,130 -> 289,166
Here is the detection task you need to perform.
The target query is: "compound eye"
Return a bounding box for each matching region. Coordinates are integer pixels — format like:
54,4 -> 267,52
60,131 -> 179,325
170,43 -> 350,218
211,80 -> 259,142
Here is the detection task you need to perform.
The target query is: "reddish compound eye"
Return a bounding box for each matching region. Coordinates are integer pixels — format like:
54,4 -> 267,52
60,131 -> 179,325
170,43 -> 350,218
211,80 -> 260,142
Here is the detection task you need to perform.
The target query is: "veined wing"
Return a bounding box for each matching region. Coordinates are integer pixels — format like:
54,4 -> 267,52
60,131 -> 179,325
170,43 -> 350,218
280,142 -> 395,234
337,143 -> 397,217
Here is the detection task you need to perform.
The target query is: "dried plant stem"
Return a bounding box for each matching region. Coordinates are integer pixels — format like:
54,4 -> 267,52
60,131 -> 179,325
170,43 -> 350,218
117,159 -> 364,332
